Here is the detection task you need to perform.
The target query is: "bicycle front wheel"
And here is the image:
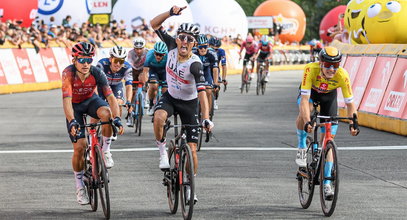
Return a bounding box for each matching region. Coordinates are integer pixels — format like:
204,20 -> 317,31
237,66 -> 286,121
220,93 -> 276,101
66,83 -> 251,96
256,69 -> 262,96
297,136 -> 315,209
167,140 -> 179,214
180,144 -> 195,220
96,146 -> 110,219
84,149 -> 98,211
320,140 -> 339,217
137,93 -> 143,136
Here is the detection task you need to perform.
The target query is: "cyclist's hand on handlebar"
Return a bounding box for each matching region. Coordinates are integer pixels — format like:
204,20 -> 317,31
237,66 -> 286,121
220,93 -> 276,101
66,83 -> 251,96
349,124 -> 360,136
304,121 -> 314,133
68,119 -> 80,137
113,117 -> 125,135
169,5 -> 186,16
222,79 -> 228,85
125,101 -> 132,111
202,119 -> 214,132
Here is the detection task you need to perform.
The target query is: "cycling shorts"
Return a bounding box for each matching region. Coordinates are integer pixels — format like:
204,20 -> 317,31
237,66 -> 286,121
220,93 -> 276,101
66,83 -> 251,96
154,92 -> 199,143
297,89 -> 338,123
66,94 -> 109,142
98,83 -> 124,101
243,53 -> 255,66
257,52 -> 270,63
132,68 -> 143,88
148,69 -> 167,87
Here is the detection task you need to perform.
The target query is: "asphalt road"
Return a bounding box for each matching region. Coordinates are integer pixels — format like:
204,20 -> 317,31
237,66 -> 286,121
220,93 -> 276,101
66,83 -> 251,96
0,70 -> 406,219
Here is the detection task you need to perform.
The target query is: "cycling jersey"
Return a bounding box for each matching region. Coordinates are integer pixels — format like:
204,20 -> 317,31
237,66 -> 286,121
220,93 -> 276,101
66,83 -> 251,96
192,48 -> 218,85
257,43 -> 273,54
240,41 -> 257,55
300,62 -> 354,103
62,65 -> 113,103
144,49 -> 167,75
155,28 -> 206,101
209,47 -> 226,66
127,48 -> 149,71
96,58 -> 133,86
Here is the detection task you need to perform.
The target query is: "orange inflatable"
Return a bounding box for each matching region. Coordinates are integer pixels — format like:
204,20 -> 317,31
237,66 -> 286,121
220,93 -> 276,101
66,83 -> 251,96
254,0 -> 306,43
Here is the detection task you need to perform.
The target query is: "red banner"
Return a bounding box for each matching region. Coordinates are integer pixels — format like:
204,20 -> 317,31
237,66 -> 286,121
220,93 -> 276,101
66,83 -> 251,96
12,49 -> 36,83
359,56 -> 397,113
378,58 -> 407,119
0,0 -> 37,27
39,48 -> 61,82
337,55 -> 361,108
352,56 -> 377,109
0,61 -> 7,85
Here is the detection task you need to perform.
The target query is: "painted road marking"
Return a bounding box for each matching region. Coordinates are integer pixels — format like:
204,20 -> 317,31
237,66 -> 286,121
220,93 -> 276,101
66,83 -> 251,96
0,146 -> 407,154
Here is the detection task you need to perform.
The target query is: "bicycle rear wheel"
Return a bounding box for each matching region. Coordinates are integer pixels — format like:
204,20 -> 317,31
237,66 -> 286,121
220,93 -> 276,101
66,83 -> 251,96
196,101 -> 203,152
261,73 -> 266,95
167,140 -> 179,214
180,144 -> 195,220
297,136 -> 315,209
84,149 -> 98,211
256,69 -> 263,96
96,146 -> 110,219
137,93 -> 143,136
320,140 -> 339,217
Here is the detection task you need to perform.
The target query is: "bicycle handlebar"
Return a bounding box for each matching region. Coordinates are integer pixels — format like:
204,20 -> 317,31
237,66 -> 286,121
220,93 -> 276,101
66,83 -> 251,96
73,120 -> 118,143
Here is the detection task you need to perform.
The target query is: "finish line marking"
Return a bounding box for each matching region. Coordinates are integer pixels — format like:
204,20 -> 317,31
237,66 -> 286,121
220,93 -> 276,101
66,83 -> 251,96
0,146 -> 407,154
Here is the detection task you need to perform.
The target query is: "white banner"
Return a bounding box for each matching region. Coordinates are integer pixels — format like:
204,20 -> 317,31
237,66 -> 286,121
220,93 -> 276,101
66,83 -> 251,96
26,49 -> 49,83
247,16 -> 274,29
0,49 -> 23,85
87,0 -> 112,14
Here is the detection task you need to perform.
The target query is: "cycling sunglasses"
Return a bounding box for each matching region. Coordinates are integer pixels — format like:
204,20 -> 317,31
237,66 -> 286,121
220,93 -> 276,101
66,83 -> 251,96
198,45 -> 208,50
134,42 -> 144,48
322,61 -> 340,70
177,34 -> 195,43
112,57 -> 125,65
154,52 -> 165,57
77,57 -> 93,64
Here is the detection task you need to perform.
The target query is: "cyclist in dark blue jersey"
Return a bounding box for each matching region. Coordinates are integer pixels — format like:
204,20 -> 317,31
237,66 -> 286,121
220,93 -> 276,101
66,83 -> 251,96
144,41 -> 168,115
209,36 -> 227,109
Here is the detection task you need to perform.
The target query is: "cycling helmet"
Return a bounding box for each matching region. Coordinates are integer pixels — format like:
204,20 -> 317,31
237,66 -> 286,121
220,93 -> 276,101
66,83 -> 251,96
309,39 -> 317,46
260,35 -> 269,46
133,37 -> 146,48
319,46 -> 342,63
209,36 -> 222,47
154,41 -> 168,54
197,34 -> 208,45
72,42 -> 95,57
246,36 -> 254,43
177,23 -> 200,38
110,46 -> 128,59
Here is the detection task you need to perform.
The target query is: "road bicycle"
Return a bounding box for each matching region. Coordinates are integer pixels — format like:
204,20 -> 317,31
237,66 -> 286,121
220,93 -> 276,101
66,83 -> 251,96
256,61 -> 268,95
75,115 -> 118,219
297,102 -> 359,216
128,80 -> 145,136
162,114 -> 203,220
196,93 -> 214,152
241,58 -> 254,94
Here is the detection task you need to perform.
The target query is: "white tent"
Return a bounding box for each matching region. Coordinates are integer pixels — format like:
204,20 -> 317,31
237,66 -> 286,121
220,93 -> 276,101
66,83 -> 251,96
111,0 -> 193,33
37,0 -> 90,26
189,0 -> 248,38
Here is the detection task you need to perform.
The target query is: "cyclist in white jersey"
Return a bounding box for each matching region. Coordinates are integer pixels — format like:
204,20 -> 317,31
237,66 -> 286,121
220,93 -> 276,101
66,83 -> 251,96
151,5 -> 214,204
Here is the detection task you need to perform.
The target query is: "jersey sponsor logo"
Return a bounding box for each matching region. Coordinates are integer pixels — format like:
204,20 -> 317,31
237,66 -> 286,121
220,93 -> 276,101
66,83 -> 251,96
302,72 -> 308,86
319,83 -> 328,91
384,91 -> 405,112
166,64 -> 189,84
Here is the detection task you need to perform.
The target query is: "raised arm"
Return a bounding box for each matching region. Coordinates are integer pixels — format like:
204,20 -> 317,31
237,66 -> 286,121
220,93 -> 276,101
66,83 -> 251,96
150,6 -> 187,30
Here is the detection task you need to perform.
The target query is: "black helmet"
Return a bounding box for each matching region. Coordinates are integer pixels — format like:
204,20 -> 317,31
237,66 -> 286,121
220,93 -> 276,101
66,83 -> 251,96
72,42 -> 95,57
177,23 -> 200,39
319,46 -> 342,63
209,36 -> 222,47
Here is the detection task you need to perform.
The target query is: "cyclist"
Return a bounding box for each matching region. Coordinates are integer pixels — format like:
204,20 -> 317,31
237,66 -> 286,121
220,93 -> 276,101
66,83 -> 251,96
62,42 -> 124,205
151,5 -> 214,203
239,36 -> 257,82
97,46 -> 133,136
309,39 -> 323,62
209,36 -> 227,110
295,46 -> 359,199
253,35 -> 272,83
127,37 -> 149,120
193,34 -> 219,116
144,41 -> 169,115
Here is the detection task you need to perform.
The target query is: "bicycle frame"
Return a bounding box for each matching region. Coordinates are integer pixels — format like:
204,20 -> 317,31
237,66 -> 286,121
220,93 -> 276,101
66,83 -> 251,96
134,81 -> 144,116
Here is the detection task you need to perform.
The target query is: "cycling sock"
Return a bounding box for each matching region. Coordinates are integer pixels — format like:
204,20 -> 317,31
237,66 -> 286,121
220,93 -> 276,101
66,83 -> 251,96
297,129 -> 307,149
324,161 -> 333,184
74,171 -> 84,189
102,136 -> 112,152
149,99 -> 154,108
156,139 -> 166,155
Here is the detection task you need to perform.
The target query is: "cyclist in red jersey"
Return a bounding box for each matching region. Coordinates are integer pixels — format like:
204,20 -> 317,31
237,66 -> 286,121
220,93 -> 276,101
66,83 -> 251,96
239,36 -> 257,82
253,35 -> 273,82
62,42 -> 124,205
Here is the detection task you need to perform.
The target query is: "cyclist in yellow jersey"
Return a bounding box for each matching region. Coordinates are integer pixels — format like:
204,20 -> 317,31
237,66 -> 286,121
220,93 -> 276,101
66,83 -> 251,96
295,46 -> 359,199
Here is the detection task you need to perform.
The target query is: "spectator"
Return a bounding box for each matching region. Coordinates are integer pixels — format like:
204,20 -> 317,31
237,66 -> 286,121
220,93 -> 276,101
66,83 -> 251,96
62,15 -> 72,28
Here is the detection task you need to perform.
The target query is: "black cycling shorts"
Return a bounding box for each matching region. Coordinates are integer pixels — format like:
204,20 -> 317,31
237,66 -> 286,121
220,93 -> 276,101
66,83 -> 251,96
132,68 -> 143,88
257,52 -> 269,63
297,88 -> 338,123
243,53 -> 255,66
66,94 -> 109,142
155,92 -> 199,143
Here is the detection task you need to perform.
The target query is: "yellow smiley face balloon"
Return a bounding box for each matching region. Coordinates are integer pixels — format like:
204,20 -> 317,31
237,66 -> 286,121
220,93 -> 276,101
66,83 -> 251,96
364,0 -> 407,43
344,0 -> 372,44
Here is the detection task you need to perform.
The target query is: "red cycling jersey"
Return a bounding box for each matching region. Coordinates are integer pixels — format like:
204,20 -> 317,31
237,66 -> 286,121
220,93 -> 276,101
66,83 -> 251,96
256,43 -> 273,54
240,41 -> 257,55
62,65 -> 113,103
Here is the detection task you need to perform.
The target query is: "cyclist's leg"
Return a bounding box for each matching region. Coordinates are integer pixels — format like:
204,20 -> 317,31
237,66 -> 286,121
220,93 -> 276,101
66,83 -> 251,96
148,81 -> 158,108
295,91 -> 314,167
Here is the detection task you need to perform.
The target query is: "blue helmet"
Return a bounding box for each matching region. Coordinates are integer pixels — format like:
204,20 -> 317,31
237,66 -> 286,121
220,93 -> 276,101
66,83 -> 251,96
260,35 -> 269,46
197,34 -> 208,45
153,41 -> 168,54
209,36 -> 222,47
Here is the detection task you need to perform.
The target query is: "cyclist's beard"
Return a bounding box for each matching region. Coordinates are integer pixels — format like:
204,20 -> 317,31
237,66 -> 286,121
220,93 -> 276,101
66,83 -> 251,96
76,69 -> 90,78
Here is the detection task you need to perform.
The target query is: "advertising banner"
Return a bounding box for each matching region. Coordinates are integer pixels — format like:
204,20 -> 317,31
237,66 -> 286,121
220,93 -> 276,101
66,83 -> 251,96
12,49 -> 36,83
87,0 -> 112,14
0,49 -> 23,85
39,48 -> 61,81
52,47 -> 71,77
352,56 -> 377,108
26,49 -> 49,83
0,60 -> 7,85
342,56 -> 362,83
247,16 -> 274,29
378,58 -> 407,119
359,56 -> 397,113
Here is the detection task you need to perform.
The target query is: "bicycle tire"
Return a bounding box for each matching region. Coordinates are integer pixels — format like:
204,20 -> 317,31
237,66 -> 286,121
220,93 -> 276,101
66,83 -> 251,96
197,102 -> 203,152
84,149 -> 98,211
320,140 -> 339,217
179,144 -> 195,220
256,68 -> 263,96
167,140 -> 179,214
137,93 -> 143,136
209,92 -> 214,121
96,146 -> 110,219
297,136 -> 315,209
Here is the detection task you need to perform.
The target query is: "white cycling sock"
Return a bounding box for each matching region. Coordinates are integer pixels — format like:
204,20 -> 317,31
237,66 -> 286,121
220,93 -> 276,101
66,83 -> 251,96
102,136 -> 112,152
156,139 -> 166,155
74,171 -> 84,189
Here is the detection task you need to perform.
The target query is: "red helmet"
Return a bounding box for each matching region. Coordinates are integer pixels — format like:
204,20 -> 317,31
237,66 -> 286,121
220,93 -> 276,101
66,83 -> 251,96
246,36 -> 254,43
72,42 -> 95,57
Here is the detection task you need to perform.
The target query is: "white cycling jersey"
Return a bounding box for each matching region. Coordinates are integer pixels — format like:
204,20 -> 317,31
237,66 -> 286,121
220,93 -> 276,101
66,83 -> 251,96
127,48 -> 149,71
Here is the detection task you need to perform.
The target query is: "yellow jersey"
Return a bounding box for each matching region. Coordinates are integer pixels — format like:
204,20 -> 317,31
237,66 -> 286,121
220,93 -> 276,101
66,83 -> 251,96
300,62 -> 354,103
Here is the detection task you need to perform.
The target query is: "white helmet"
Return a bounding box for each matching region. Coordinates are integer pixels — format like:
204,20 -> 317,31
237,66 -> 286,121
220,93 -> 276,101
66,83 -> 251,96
110,46 -> 128,59
133,37 -> 146,48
